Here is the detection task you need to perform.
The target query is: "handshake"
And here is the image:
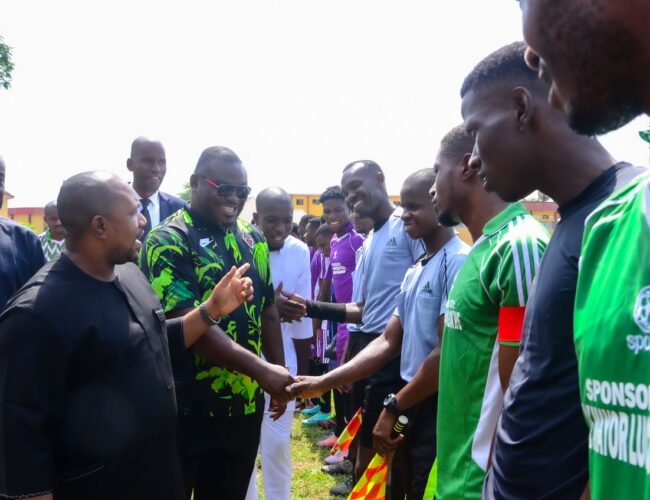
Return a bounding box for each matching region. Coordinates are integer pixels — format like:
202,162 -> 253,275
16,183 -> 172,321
258,366 -> 330,408
258,366 -> 330,421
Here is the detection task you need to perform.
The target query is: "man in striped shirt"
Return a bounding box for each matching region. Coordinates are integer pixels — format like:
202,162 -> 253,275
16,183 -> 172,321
38,201 -> 65,262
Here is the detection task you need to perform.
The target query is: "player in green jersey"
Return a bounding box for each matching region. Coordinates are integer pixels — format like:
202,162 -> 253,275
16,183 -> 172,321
429,124 -> 549,500
575,171 -> 650,499
514,2 -> 650,497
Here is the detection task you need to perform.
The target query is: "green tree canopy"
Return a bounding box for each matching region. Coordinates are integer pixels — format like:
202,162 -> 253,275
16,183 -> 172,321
178,182 -> 191,201
0,36 -> 14,90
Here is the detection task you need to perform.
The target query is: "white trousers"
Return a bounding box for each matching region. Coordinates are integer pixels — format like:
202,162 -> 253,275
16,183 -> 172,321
246,393 -> 295,500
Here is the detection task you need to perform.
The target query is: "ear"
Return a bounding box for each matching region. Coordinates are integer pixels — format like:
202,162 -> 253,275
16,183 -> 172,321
189,173 -> 199,190
459,152 -> 476,181
126,158 -> 133,172
90,215 -> 108,240
512,87 -> 534,132
376,171 -> 386,185
252,212 -> 259,225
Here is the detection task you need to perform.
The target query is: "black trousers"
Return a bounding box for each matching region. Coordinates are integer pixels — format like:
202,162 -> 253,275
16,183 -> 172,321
395,393 -> 439,499
178,412 -> 263,500
347,332 -> 404,448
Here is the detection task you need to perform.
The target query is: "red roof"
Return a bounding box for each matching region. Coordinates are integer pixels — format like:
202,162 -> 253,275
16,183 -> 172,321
8,207 -> 44,215
524,201 -> 558,212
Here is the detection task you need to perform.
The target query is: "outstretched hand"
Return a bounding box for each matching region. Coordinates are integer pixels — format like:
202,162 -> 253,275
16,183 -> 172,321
259,362 -> 296,404
287,375 -> 328,399
206,264 -> 254,318
275,282 -> 307,322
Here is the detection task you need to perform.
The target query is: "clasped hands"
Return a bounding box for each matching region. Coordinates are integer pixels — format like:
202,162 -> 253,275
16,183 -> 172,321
274,282 -> 307,323
286,375 -> 404,457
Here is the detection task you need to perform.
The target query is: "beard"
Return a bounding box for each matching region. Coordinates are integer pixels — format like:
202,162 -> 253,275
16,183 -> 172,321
437,209 -> 461,228
543,4 -> 647,135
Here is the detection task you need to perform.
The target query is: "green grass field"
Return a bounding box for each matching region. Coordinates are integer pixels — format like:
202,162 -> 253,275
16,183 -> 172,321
253,413 -> 349,499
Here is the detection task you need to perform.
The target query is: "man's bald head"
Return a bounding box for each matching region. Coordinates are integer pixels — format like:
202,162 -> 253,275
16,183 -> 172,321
341,159 -> 390,220
402,168 -> 436,197
58,171 -> 131,239
254,187 -> 294,250
128,137 -> 167,199
194,146 -> 243,177
255,187 -> 292,213
342,160 -> 383,178
130,136 -> 164,158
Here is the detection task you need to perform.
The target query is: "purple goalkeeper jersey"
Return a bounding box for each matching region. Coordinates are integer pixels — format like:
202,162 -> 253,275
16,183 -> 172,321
330,223 -> 365,304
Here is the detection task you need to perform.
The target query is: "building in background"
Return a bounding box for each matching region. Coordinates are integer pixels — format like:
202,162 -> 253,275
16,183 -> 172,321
291,193 -> 401,217
8,207 -> 45,233
0,191 -> 13,219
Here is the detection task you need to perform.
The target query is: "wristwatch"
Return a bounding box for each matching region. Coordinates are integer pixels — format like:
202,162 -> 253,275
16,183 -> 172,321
383,393 -> 401,416
199,302 -> 220,326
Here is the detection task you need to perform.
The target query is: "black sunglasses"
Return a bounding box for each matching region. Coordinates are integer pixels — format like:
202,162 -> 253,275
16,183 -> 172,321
202,177 -> 252,200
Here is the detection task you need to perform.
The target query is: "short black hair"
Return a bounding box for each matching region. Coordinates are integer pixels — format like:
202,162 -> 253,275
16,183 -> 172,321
319,185 -> 345,204
402,169 -> 436,191
194,146 -> 241,175
460,41 -> 539,98
299,213 -> 314,225
316,224 -> 333,238
342,160 -> 383,175
255,186 -> 292,212
58,171 -> 122,238
307,217 -> 322,229
439,124 -> 475,161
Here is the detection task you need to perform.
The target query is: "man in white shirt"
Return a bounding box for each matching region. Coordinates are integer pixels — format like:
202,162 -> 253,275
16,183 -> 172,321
127,137 -> 185,239
246,187 -> 312,500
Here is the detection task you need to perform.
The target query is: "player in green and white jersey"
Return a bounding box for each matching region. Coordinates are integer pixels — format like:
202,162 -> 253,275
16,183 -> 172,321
575,170 -> 650,499
430,125 -> 549,500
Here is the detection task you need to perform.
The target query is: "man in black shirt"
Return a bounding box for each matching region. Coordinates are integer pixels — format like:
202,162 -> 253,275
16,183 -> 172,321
0,171 -> 293,500
0,156 -> 45,309
459,42 -> 646,499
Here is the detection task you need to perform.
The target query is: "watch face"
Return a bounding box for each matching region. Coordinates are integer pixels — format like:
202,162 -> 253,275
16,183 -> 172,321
384,394 -> 396,407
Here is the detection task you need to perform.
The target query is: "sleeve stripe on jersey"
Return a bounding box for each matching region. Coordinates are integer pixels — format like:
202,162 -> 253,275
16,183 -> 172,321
518,223 -> 534,299
507,219 -> 526,307
532,232 -> 541,269
643,182 -> 650,226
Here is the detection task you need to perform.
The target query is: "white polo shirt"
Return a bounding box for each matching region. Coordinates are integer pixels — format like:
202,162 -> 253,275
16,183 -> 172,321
269,235 -> 313,375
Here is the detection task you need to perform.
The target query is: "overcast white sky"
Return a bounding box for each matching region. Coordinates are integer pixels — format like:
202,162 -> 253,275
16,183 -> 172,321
1,0 -> 648,207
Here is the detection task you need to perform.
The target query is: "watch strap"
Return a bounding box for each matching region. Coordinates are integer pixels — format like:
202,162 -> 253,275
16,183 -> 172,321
199,302 -> 220,326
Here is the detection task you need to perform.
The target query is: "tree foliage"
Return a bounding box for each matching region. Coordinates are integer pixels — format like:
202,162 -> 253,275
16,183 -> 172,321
0,36 -> 14,90
178,182 -> 191,201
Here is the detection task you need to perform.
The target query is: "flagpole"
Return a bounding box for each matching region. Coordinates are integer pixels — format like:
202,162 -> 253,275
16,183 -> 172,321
386,415 -> 409,500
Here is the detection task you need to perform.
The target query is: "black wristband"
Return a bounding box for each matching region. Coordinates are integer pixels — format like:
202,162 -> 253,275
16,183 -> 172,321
305,300 -> 347,322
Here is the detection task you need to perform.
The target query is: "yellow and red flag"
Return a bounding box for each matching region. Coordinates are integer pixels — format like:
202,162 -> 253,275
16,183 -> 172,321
330,407 -> 363,456
348,415 -> 409,500
348,453 -> 388,500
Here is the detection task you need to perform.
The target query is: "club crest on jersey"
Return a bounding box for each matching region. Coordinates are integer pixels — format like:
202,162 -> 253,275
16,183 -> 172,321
626,286 -> 650,354
242,232 -> 254,249
634,286 -> 650,334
